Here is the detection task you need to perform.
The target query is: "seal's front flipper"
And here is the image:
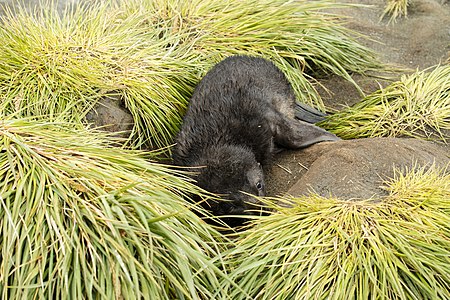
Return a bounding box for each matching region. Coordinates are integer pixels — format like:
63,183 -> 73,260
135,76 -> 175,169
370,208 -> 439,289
274,118 -> 340,149
294,102 -> 327,124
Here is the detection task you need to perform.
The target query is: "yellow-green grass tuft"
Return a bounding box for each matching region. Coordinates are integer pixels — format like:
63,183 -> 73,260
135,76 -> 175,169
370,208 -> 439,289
0,118 -> 230,299
0,0 -> 383,149
321,65 -> 450,142
0,1 -> 198,149
223,165 -> 450,299
381,0 -> 410,23
386,164 -> 450,214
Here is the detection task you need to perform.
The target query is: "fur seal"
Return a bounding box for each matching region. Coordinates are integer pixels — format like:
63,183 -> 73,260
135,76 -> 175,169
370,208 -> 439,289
173,55 -> 339,226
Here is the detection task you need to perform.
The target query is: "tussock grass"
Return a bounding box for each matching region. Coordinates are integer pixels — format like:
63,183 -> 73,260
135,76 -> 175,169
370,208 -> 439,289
321,65 -> 450,142
386,164 -> 450,214
381,0 -> 410,23
0,0 -> 382,148
0,2 -> 198,148
0,118 -> 229,299
223,165 -> 450,300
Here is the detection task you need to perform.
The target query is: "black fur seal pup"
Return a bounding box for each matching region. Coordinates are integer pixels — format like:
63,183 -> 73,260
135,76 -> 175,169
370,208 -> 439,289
173,55 -> 339,227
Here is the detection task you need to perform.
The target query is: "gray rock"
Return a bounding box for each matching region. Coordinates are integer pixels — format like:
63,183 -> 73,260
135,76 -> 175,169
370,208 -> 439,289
268,138 -> 449,200
85,95 -> 134,140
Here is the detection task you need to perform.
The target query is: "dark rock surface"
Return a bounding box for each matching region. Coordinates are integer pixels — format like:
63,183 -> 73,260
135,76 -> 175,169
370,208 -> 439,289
267,138 -> 449,200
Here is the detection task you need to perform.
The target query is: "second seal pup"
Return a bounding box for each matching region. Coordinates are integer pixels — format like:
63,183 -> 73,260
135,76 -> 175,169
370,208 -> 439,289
173,55 -> 339,226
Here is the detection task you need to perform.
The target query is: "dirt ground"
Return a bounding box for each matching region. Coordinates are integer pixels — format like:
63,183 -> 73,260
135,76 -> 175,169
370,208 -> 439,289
267,0 -> 450,199
316,0 -> 450,109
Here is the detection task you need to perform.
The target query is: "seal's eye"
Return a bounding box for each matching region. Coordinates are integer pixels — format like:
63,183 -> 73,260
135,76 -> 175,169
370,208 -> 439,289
256,181 -> 263,190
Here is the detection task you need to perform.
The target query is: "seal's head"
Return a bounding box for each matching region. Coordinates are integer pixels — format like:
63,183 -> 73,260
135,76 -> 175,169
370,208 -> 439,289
193,144 -> 265,226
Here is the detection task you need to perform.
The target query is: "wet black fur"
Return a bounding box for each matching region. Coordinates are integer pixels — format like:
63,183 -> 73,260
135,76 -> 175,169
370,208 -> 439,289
172,55 -> 339,227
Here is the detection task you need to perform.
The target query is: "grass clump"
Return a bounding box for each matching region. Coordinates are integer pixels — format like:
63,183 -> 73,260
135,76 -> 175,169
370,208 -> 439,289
386,164 -> 450,214
223,165 -> 450,300
321,65 -> 450,142
0,0 -> 383,149
381,0 -> 410,23
0,2 -> 198,148
0,118 -> 229,299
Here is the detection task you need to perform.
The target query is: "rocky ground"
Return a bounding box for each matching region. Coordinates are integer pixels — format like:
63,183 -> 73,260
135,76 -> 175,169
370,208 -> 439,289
267,0 -> 450,200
